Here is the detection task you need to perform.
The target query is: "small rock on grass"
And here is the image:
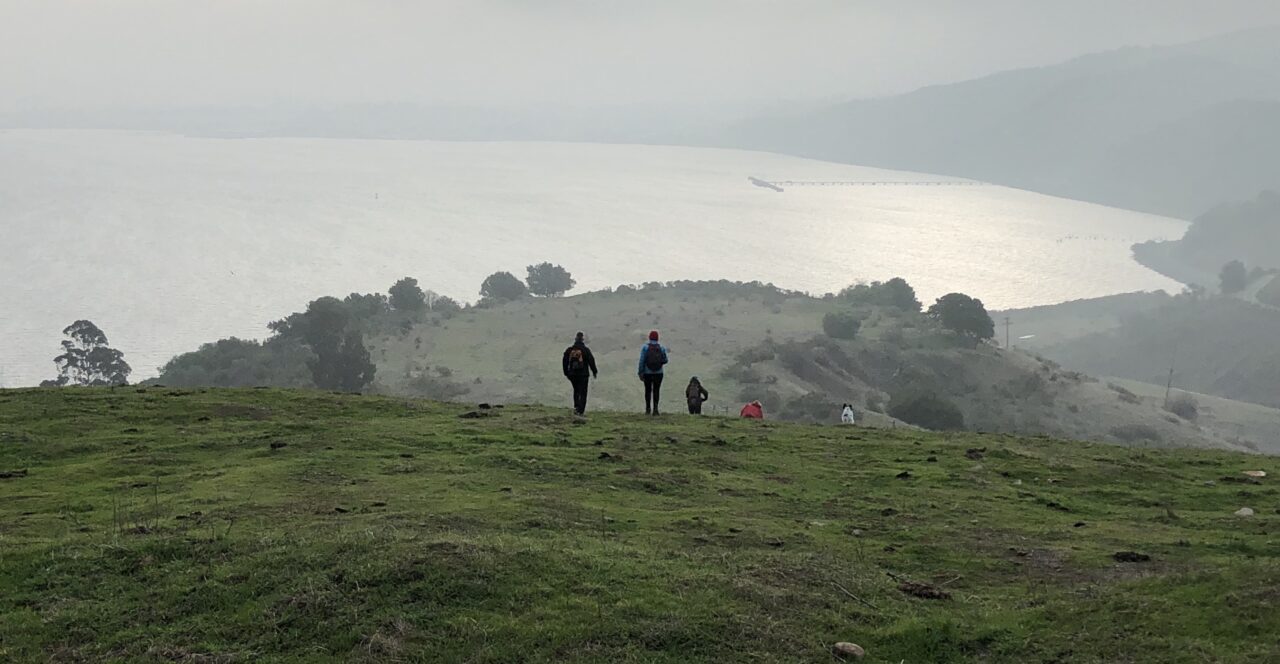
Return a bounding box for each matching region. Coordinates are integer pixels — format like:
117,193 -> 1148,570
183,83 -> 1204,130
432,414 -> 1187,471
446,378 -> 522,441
832,642 -> 865,659
1235,507 -> 1255,517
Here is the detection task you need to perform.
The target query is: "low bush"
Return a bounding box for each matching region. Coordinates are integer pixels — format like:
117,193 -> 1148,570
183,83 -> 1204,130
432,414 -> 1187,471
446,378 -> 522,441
779,393 -> 842,423
888,393 -> 965,431
822,312 -> 863,340
1165,393 -> 1199,421
1108,383 -> 1141,405
405,374 -> 471,400
1110,423 -> 1162,444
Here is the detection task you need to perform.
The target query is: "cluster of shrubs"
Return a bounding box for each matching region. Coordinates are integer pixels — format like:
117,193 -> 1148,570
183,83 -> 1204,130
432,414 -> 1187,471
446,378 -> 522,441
158,275 -> 467,391
157,262 -> 584,391
479,263 -> 577,304
605,279 -> 806,301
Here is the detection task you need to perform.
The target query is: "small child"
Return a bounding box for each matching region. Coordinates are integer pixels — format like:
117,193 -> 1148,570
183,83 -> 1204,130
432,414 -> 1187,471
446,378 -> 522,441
685,376 -> 709,415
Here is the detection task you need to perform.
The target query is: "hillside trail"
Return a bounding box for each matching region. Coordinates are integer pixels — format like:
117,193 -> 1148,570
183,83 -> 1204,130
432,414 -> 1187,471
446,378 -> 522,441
1236,273 -> 1280,312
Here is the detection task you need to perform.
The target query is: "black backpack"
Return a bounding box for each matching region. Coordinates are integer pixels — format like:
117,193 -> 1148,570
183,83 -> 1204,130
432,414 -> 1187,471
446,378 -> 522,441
567,348 -> 586,373
644,344 -> 666,371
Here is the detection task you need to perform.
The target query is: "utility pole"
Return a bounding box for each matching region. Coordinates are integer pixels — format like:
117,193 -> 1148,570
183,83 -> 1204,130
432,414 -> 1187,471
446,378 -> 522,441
1004,316 -> 1011,349
1163,343 -> 1178,410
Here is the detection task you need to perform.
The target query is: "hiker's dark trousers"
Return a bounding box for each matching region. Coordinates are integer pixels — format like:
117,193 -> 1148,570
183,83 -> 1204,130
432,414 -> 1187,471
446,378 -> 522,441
643,374 -> 664,414
687,399 -> 703,415
569,376 -> 590,414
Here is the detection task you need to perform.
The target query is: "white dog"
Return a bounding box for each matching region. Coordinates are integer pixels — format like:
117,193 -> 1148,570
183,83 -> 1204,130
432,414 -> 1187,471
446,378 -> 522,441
840,403 -> 857,425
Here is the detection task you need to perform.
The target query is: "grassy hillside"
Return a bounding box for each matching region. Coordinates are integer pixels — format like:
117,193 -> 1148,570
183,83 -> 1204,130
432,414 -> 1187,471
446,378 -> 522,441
1105,378 -> 1280,455
373,285 -> 834,416
159,283 -> 1263,452
1,388 -> 1278,662
1011,293 -> 1280,414
365,287 -> 1253,452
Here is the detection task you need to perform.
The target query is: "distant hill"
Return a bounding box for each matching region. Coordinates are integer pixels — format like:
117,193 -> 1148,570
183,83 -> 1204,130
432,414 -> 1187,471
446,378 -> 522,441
1134,190 -> 1280,286
718,27 -> 1280,219
156,281 -> 1266,452
1005,291 -> 1280,415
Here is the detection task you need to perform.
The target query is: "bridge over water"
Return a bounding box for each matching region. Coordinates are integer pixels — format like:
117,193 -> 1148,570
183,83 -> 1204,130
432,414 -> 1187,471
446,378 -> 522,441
750,176 -> 986,189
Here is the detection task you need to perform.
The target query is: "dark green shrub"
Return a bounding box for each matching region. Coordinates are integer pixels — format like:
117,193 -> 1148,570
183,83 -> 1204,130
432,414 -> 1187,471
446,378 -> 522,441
1165,393 -> 1199,421
822,312 -> 862,339
1110,424 -> 1162,444
888,393 -> 965,431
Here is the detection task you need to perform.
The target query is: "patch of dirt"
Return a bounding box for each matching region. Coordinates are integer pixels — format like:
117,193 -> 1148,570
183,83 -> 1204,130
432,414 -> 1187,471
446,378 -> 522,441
458,410 -> 496,419
0,468 -> 28,479
898,581 -> 951,600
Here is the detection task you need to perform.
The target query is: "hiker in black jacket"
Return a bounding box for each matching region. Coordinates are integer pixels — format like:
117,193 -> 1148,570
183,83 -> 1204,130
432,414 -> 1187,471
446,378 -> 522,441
562,331 -> 599,415
685,376 -> 709,415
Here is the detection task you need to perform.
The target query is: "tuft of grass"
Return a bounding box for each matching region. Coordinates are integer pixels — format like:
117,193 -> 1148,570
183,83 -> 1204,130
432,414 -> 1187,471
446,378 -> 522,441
0,387 -> 1278,662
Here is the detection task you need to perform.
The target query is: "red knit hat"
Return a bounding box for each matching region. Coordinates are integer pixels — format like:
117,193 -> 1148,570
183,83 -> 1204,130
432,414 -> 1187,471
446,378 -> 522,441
649,330 -> 659,341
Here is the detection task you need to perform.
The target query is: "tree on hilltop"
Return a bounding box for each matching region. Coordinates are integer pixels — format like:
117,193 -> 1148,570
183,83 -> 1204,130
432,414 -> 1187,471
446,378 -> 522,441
344,292 -> 390,320
526,263 -> 576,297
1220,260 -> 1248,294
839,277 -> 921,312
389,277 -> 427,311
927,293 -> 995,340
49,320 -> 131,386
271,297 -> 376,392
480,271 -> 529,301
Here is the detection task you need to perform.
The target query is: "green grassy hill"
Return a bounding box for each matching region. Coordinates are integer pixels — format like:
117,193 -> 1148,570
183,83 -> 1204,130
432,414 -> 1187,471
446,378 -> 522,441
3,388 -> 1279,662
159,283 -> 1265,452
365,287 -> 1252,452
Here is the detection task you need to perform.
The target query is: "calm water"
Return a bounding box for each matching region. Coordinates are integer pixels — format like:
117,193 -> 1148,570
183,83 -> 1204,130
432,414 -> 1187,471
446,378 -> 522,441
1,129 -> 1185,385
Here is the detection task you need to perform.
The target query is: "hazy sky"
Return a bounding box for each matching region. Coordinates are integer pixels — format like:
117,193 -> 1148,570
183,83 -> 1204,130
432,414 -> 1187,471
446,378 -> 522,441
2,0 -> 1279,112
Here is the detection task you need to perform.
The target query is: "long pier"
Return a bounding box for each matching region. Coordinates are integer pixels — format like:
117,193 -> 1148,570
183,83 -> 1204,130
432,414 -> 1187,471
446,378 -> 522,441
767,179 -> 985,187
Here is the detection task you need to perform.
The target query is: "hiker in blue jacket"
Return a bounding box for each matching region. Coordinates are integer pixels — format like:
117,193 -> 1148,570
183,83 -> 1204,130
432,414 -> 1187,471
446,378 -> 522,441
637,330 -> 669,415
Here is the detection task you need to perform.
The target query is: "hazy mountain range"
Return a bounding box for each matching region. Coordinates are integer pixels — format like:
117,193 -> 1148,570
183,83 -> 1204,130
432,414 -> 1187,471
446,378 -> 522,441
5,27 -> 1276,220
714,26 -> 1280,219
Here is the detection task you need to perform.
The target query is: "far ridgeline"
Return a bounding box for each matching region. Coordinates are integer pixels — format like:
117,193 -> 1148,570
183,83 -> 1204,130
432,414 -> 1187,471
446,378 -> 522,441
153,275 -> 1265,453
